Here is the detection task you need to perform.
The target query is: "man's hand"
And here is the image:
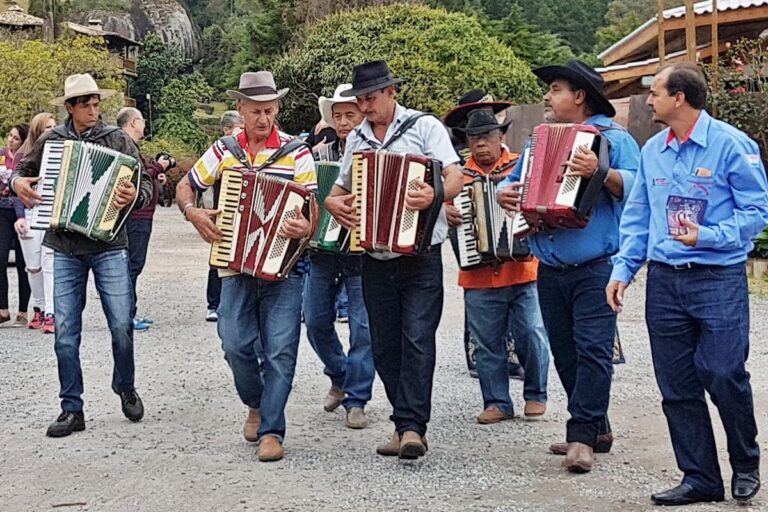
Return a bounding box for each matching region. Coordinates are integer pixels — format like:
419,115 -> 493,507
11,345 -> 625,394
279,205 -> 311,239
325,193 -> 358,230
606,280 -> 628,314
14,218 -> 29,236
157,155 -> 171,171
445,203 -> 463,227
14,177 -> 43,209
565,145 -> 599,178
158,173 -> 167,185
674,217 -> 699,247
113,181 -> 137,209
497,182 -> 522,213
405,180 -> 434,211
186,206 -> 223,243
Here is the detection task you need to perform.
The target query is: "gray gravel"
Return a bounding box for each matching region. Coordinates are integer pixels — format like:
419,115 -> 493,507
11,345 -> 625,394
1,207 -> 767,512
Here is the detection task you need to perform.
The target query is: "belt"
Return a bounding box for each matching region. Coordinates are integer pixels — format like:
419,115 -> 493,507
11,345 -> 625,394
649,260 -> 724,271
543,255 -> 613,272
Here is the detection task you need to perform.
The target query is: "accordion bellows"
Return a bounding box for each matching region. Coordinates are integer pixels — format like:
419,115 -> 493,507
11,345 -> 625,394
30,140 -> 139,242
310,161 -> 356,253
209,169 -> 317,281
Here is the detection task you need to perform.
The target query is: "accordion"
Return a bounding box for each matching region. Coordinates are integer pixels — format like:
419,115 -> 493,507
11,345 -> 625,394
451,175 -> 532,269
29,140 -> 139,242
352,150 -> 444,255
209,169 -> 317,281
520,123 -> 609,229
309,161 -> 357,253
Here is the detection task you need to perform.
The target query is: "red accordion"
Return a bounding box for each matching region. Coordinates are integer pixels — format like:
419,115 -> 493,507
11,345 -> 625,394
351,150 -> 444,255
209,169 -> 317,281
520,123 -> 609,229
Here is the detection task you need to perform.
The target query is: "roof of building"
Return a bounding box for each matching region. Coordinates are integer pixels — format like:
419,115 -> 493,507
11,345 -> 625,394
0,5 -> 44,27
63,21 -> 140,46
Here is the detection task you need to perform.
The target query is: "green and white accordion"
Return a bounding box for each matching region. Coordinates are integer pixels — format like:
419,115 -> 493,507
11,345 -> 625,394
29,140 -> 139,242
309,161 -> 358,253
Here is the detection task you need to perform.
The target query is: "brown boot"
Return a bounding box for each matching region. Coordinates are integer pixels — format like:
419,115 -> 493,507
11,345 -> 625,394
399,431 -> 427,459
477,405 -> 514,424
563,442 -> 594,473
323,386 -> 345,412
258,435 -> 284,462
376,432 -> 400,456
524,401 -> 546,419
243,408 -> 260,442
549,432 -> 613,455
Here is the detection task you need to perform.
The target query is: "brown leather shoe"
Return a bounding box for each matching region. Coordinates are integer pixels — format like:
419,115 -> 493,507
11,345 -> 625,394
477,405 -> 514,424
549,432 -> 613,455
524,401 -> 546,419
376,432 -> 400,456
399,431 -> 427,459
258,435 -> 284,462
563,442 -> 594,473
323,386 -> 345,412
345,407 -> 369,429
243,408 -> 260,442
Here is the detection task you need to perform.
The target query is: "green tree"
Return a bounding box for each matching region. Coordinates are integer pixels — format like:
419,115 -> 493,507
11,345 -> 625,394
131,34 -> 188,123
271,4 -> 541,133
595,0 -> 684,53
155,73 -> 214,152
517,0 -> 612,54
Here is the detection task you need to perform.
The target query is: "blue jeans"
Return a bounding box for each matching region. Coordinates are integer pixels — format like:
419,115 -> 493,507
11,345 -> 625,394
304,253 -> 374,409
217,272 -> 304,441
127,218 -> 152,318
537,257 -> 616,447
361,250 -> 443,437
54,249 -> 135,412
466,281 -> 549,414
335,283 -> 349,318
646,262 -> 759,495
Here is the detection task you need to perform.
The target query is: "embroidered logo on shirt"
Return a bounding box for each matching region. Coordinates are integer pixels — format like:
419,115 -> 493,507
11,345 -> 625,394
653,178 -> 669,187
746,154 -> 761,169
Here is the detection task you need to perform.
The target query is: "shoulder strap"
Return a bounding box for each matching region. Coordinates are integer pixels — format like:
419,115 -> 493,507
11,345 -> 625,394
255,138 -> 310,173
221,135 -> 251,169
352,113 -> 438,151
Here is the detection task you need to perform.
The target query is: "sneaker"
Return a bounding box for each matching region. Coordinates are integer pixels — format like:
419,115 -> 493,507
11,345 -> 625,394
133,318 -> 151,331
46,411 -> 85,437
206,309 -> 218,322
42,314 -> 55,334
113,387 -> 144,422
28,308 -> 44,329
136,316 -> 154,325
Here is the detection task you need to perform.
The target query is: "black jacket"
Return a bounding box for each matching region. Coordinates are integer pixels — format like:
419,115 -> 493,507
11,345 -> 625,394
12,120 -> 153,255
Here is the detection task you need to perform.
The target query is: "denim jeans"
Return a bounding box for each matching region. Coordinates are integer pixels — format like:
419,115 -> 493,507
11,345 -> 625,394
646,262 -> 759,495
54,249 -> 135,412
361,250 -> 443,437
466,281 -> 549,414
537,257 -> 616,447
335,283 -> 349,318
304,253 -> 374,409
126,218 -> 152,318
217,272 -> 304,441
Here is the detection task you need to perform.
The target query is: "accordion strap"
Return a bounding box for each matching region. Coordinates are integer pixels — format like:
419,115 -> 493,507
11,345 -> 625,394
220,136 -> 310,175
354,112 -> 437,150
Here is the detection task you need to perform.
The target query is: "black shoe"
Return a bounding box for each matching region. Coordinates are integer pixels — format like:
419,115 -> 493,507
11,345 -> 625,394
468,368 -> 479,379
114,388 -> 144,422
651,484 -> 724,506
509,365 -> 525,381
46,411 -> 85,438
732,469 -> 760,503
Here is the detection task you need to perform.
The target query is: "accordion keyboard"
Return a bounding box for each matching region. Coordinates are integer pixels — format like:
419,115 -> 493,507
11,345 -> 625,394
453,186 -> 482,267
29,141 -> 66,230
210,170 -> 243,267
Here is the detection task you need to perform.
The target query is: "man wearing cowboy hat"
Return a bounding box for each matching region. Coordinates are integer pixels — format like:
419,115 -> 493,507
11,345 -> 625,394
303,83 -> 375,429
176,70 -> 316,462
325,60 -> 463,459
445,109 -> 550,424
12,73 -> 154,438
497,59 -> 640,472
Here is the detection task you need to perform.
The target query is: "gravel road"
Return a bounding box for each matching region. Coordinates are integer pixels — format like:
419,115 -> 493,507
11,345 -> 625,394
1,207 -> 767,512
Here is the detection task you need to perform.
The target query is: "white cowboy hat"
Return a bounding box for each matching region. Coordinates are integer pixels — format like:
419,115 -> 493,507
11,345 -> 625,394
226,71 -> 289,103
51,74 -> 116,107
318,84 -> 359,130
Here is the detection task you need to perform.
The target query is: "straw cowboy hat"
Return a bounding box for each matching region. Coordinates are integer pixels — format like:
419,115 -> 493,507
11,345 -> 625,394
226,71 -> 289,102
318,84 -> 359,130
51,74 -> 116,107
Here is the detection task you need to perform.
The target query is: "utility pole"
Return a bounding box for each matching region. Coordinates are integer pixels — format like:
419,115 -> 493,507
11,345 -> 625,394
146,93 -> 153,139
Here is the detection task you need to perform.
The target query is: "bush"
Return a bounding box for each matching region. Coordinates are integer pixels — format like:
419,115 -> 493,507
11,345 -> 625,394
155,73 -> 215,153
272,4 -> 541,134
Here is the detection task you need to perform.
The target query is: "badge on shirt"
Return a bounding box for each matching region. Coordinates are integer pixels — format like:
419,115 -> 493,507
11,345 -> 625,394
694,167 -> 712,177
746,154 -> 761,169
653,178 -> 669,187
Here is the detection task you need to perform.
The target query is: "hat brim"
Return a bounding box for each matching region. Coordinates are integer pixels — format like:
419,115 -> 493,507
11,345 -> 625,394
533,65 -> 616,118
319,95 -> 359,130
444,101 -> 512,128
338,78 -> 405,98
455,118 -> 512,137
50,89 -> 116,107
226,88 -> 289,103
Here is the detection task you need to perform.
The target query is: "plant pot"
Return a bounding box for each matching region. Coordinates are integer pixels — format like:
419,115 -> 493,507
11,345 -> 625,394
753,259 -> 768,280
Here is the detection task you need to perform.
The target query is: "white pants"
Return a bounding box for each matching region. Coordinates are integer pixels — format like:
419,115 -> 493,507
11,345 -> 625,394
18,228 -> 54,314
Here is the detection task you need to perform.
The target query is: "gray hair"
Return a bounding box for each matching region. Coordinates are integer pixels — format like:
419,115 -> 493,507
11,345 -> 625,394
117,107 -> 142,128
220,110 -> 245,128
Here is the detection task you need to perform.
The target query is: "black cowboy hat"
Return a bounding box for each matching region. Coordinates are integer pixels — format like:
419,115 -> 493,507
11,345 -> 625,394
456,108 -> 512,137
339,60 -> 405,97
533,59 -> 616,118
444,88 -> 512,128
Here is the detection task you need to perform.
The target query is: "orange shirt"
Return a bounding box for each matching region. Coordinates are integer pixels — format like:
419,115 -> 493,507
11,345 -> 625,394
457,149 -> 539,289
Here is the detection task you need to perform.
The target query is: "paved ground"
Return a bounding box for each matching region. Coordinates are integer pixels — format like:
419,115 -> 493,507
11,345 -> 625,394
1,207 -> 768,512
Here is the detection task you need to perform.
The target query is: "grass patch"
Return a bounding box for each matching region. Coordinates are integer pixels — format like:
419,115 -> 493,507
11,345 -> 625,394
749,275 -> 768,298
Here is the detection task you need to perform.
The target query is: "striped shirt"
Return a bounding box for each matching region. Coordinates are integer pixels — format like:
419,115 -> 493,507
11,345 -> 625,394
188,128 -> 317,191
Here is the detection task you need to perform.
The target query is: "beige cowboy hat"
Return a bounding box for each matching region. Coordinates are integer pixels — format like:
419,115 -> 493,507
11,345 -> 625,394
318,84 -> 359,130
51,73 -> 116,107
226,71 -> 289,102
